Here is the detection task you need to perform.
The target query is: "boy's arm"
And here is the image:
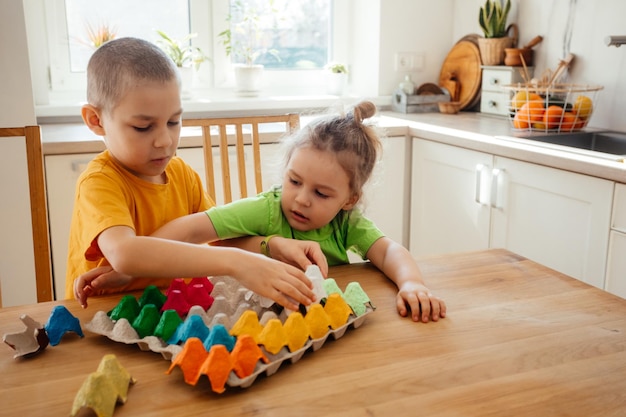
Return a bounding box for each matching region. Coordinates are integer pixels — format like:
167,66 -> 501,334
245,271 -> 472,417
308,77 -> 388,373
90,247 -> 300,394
366,237 -> 446,323
151,212 -> 219,243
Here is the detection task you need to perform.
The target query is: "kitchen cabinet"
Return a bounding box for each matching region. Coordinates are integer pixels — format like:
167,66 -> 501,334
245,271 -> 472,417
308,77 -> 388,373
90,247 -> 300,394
44,138 -> 409,298
605,183 -> 626,299
45,152 -> 99,299
410,138 -> 613,289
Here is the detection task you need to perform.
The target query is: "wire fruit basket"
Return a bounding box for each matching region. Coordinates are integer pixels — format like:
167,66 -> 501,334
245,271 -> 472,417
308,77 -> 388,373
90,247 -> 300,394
501,83 -> 603,133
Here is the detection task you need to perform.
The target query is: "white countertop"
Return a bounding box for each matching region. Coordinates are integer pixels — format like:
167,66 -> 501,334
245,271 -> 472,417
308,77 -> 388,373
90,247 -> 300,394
41,110 -> 626,183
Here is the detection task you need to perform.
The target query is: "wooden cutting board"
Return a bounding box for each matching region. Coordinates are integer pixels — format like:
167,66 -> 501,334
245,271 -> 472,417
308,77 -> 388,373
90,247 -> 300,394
438,39 -> 482,110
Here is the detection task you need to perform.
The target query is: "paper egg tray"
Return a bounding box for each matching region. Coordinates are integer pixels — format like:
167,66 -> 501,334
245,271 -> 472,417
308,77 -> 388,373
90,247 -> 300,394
85,275 -> 374,392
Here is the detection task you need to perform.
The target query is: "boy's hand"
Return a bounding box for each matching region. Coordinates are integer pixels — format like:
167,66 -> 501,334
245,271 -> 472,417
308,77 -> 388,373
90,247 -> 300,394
266,237 -> 329,277
74,265 -> 133,308
232,253 -> 316,311
396,282 -> 447,323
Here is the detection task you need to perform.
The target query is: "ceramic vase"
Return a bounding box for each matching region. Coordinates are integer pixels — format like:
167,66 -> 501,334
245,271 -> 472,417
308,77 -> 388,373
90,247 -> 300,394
325,72 -> 347,96
234,64 -> 264,96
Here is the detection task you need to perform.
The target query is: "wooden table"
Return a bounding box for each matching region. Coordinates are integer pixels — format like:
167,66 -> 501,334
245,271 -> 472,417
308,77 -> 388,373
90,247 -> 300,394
1,249 -> 625,416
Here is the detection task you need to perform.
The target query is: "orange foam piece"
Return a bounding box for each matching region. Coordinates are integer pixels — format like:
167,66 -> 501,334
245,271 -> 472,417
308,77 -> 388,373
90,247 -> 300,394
199,345 -> 233,394
167,337 -> 208,385
324,293 -> 353,329
258,318 -> 288,355
229,310 -> 263,343
282,312 -> 310,352
304,304 -> 331,339
231,334 -> 268,378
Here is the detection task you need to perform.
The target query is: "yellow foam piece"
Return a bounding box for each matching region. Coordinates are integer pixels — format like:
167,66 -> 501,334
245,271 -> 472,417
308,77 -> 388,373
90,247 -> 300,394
282,312 -> 310,352
304,304 -> 331,339
323,293 -> 353,329
71,354 -> 135,417
258,318 -> 288,355
229,310 -> 263,343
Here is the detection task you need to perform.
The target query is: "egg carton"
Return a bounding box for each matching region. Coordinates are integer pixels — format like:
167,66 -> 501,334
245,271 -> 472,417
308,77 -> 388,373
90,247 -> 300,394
85,272 -> 375,393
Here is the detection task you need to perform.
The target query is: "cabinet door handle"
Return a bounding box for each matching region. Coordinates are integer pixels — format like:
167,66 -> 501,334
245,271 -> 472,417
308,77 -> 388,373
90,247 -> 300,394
475,164 -> 488,205
490,168 -> 505,209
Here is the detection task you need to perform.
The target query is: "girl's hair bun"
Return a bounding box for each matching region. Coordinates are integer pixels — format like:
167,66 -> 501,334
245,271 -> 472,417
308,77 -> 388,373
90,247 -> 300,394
352,101 -> 377,123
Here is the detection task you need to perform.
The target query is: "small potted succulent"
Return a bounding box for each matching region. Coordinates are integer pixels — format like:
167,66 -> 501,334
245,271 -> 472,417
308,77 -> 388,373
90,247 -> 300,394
156,30 -> 208,98
218,0 -> 281,95
324,62 -> 349,96
477,0 -> 516,65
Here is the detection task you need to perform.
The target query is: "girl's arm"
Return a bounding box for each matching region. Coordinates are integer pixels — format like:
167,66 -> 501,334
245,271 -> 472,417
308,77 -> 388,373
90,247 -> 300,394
151,212 -> 218,243
366,237 -> 446,323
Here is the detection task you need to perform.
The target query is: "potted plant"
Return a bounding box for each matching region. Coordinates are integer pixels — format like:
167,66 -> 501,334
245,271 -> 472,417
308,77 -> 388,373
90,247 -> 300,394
324,62 -> 349,96
477,0 -> 516,66
218,0 -> 281,95
156,30 -> 208,98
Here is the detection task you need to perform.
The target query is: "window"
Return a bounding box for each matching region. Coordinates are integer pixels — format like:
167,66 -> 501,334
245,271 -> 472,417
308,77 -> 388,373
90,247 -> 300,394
41,0 -> 336,97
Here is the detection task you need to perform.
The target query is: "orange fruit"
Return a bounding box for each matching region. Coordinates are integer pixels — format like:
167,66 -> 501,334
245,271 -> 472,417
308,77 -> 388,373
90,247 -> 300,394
517,101 -> 545,125
560,112 -> 577,132
543,105 -> 564,129
513,112 -> 529,129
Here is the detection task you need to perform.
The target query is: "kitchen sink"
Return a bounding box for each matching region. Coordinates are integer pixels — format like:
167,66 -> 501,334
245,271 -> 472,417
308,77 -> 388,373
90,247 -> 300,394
522,131 -> 626,156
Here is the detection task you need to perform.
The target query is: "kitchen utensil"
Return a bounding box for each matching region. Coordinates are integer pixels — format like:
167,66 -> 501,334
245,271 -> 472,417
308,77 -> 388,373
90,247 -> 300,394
504,35 -> 543,66
438,39 -> 482,110
547,53 -> 575,86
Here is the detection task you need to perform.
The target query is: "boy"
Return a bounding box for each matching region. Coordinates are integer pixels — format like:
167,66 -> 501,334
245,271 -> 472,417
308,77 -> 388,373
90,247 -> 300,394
67,37 -> 320,310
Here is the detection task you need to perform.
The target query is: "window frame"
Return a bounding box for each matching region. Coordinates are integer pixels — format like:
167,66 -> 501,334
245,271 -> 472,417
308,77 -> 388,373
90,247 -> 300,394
40,0 -> 348,100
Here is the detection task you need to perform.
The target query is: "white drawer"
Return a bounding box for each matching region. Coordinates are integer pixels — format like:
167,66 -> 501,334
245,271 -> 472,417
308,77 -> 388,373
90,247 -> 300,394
481,66 -> 532,92
612,183 -> 626,232
480,91 -> 511,116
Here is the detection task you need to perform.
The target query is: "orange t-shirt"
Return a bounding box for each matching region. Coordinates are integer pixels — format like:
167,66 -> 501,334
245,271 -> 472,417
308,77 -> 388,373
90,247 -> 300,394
65,150 -> 213,298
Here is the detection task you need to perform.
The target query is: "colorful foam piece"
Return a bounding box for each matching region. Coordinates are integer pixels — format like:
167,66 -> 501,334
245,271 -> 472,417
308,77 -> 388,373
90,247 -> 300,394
138,285 -> 167,310
304,304 -> 331,339
161,289 -> 191,318
165,278 -> 188,297
229,310 -> 263,343
3,314 -> 49,358
189,276 -> 214,294
199,344 -> 233,394
153,309 -> 184,342
282,312 -> 310,352
167,315 -> 210,345
167,337 -> 209,385
342,282 -> 371,316
323,293 -> 353,329
203,324 -> 236,352
231,334 -> 269,378
322,278 -> 343,297
108,295 -> 140,322
186,283 -> 214,311
45,305 -> 84,346
257,318 -> 288,355
70,354 -> 135,417
131,304 -> 161,339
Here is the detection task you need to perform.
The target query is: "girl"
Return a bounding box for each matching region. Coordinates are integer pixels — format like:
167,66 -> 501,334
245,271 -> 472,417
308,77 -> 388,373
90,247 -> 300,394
156,100 -> 446,322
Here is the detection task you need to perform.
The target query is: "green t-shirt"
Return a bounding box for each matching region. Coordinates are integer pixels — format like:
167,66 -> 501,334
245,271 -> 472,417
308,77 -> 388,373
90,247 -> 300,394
206,186 -> 384,266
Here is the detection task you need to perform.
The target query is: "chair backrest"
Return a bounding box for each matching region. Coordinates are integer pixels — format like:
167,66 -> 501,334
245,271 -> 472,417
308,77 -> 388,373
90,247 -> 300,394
182,114 -> 300,204
0,126 -> 53,304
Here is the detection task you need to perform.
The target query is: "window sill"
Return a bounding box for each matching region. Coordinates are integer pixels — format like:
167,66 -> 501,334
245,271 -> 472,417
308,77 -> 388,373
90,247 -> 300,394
36,87 -> 392,124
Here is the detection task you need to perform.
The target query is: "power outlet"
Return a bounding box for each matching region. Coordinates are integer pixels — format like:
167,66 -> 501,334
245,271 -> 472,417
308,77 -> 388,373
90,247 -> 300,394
395,52 -> 424,72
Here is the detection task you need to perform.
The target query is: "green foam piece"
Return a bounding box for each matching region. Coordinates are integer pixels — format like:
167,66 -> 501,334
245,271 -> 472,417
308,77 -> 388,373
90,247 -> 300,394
343,282 -> 370,316
154,309 -> 184,342
108,295 -> 140,322
131,304 -> 161,339
322,278 -> 343,297
138,285 -> 167,310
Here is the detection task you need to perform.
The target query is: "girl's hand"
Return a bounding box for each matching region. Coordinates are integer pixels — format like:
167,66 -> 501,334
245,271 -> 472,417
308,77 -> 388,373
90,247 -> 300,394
74,265 -> 133,308
266,236 -> 329,277
231,252 -> 316,311
396,282 -> 447,323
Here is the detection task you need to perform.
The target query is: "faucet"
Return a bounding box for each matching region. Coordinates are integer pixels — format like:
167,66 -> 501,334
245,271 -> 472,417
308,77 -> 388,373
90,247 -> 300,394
605,36 -> 626,47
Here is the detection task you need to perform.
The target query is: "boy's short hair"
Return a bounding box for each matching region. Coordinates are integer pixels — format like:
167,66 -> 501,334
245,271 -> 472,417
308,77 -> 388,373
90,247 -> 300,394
86,37 -> 179,113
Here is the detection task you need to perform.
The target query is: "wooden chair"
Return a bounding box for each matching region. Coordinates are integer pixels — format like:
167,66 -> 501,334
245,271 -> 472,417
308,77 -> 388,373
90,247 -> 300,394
182,114 -> 300,204
0,126 -> 53,305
